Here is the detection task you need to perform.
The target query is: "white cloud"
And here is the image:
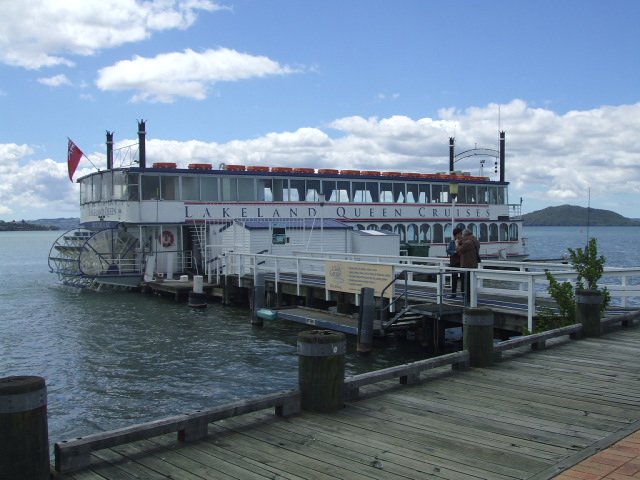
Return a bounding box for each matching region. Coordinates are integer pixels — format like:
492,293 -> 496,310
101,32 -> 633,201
37,74 -> 72,87
96,48 -> 298,102
2,100 -> 640,220
0,144 -> 79,219
0,0 -> 225,69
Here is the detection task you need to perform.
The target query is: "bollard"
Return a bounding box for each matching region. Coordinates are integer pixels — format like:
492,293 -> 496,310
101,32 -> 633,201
297,330 -> 346,412
575,289 -> 603,337
188,275 -> 207,308
463,308 -> 494,367
0,376 -> 49,480
357,287 -> 375,355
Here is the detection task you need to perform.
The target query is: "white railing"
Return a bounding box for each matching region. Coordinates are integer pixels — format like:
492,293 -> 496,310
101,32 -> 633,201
219,251 -> 640,331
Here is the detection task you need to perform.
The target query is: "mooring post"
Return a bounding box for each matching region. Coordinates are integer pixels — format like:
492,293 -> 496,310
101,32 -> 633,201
251,273 -> 266,327
188,275 -> 207,308
463,308 -> 495,367
575,289 -> 603,337
357,287 -> 375,355
0,376 -> 49,480
297,330 -> 346,412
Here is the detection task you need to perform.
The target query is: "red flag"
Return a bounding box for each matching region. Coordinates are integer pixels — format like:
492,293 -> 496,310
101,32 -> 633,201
67,139 -> 83,181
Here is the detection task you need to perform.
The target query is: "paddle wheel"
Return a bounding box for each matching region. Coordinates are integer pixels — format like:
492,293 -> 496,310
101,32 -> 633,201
48,227 -> 142,288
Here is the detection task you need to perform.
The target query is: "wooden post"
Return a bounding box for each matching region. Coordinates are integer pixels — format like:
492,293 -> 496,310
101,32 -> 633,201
0,376 -> 49,480
575,289 -> 603,337
188,275 -> 207,308
463,308 -> 494,368
297,330 -> 346,412
357,287 -> 375,355
251,273 -> 266,327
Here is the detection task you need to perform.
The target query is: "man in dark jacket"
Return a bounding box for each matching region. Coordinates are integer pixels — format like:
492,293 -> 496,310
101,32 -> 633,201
457,229 -> 481,305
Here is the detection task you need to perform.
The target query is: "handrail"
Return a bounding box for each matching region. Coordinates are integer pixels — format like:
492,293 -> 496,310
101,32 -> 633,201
54,389 -> 300,473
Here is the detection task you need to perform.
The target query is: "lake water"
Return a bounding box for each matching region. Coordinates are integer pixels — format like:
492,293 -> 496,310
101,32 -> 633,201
1,226 -> 639,446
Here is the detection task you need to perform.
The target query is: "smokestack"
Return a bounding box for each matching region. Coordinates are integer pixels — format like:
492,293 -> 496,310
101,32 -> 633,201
499,131 -> 505,182
449,137 -> 455,172
138,119 -> 146,168
106,131 -> 114,170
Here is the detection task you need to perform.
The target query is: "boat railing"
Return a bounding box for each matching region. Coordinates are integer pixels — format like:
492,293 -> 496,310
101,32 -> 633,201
221,252 -> 640,331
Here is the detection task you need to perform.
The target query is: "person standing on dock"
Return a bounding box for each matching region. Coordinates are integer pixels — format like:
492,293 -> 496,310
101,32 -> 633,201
457,229 -> 481,306
446,227 -> 463,299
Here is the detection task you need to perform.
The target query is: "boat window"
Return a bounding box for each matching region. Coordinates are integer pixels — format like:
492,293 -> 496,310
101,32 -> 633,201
431,184 -> 445,203
112,171 -> 127,200
509,223 -> 519,241
257,178 -> 272,201
366,224 -> 379,231
182,176 -> 199,200
432,224 -> 444,243
366,182 -> 379,202
352,182 -> 370,203
356,224 -> 365,230
381,224 -> 393,232
467,223 -> 478,238
101,172 -> 112,201
394,224 -> 406,242
458,185 -> 476,204
337,181 -> 350,202
406,183 -> 419,203
221,177 -> 238,201
497,186 -> 506,204
289,179 -> 304,201
272,226 -> 287,245
479,224 -> 488,242
201,177 -> 218,201
272,179 -> 287,201
380,182 -> 393,203
238,178 -> 255,201
393,183 -> 405,203
161,176 -> 178,200
419,224 -> 431,243
499,223 -> 509,241
444,223 -> 452,242
322,180 -> 336,201
305,179 -> 321,201
489,223 -> 499,241
419,184 -> 430,203
127,173 -> 139,201
407,224 -> 419,242
141,175 -> 160,200
487,186 -> 498,204
477,185 -> 488,204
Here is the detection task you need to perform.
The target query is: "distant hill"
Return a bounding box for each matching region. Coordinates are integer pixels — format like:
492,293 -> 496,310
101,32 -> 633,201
29,218 -> 80,230
0,220 -> 59,231
523,205 -> 640,226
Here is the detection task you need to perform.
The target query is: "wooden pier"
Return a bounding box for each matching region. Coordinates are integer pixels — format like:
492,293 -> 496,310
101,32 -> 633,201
52,311 -> 640,480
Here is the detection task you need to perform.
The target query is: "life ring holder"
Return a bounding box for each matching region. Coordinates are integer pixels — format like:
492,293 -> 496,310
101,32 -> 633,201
161,230 -> 175,248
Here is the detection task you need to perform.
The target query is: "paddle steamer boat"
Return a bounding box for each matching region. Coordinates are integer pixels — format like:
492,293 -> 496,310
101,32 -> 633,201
49,123 -> 526,288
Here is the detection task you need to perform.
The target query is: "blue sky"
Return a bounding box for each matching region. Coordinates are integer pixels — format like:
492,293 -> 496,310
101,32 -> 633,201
1,0 -> 639,221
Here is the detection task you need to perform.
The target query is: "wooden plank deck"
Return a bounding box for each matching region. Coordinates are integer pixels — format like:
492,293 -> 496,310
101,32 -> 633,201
54,324 -> 640,480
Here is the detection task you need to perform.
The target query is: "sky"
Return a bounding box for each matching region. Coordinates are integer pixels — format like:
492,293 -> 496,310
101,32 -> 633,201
1,0 -> 639,221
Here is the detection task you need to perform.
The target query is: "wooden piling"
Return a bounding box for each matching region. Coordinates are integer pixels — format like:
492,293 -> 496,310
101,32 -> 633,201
0,376 -> 49,480
251,273 -> 266,327
357,287 -> 375,355
576,289 -> 603,337
297,330 -> 346,412
463,308 -> 494,367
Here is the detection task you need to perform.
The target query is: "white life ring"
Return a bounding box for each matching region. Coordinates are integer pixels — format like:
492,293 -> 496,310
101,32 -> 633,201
161,230 -> 175,248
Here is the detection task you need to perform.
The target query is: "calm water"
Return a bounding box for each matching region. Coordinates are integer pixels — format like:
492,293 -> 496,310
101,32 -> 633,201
1,226 -> 639,446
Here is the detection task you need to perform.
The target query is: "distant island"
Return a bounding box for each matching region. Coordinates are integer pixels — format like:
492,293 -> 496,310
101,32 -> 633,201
0,218 -> 80,232
523,205 -> 640,226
